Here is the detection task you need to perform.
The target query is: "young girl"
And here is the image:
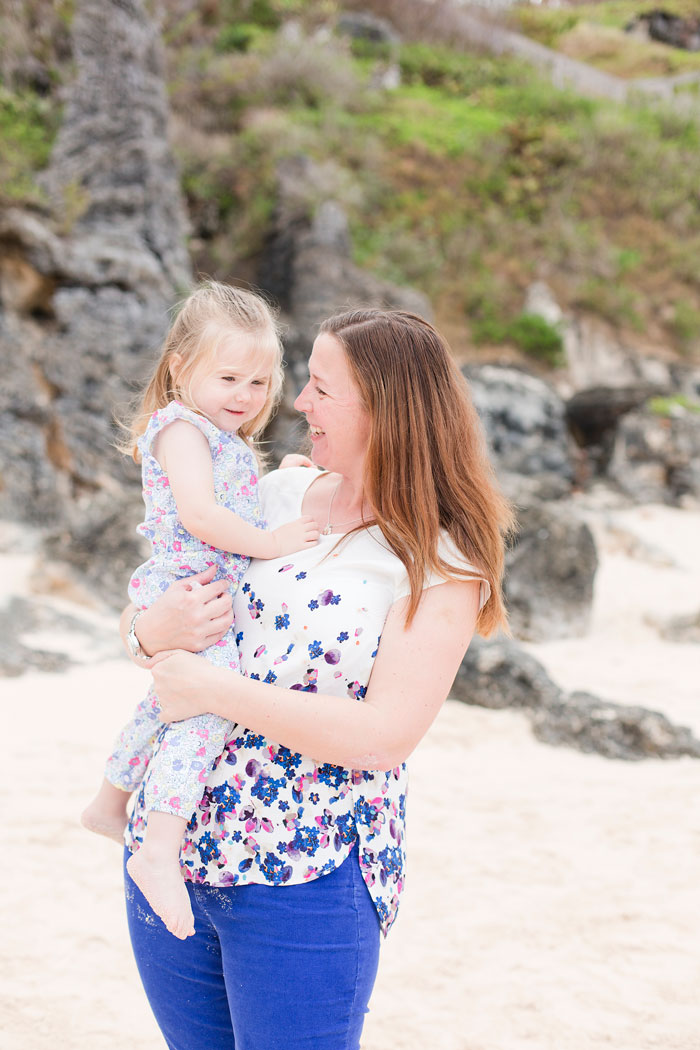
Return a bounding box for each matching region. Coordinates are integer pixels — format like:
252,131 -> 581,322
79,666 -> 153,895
82,281 -> 319,939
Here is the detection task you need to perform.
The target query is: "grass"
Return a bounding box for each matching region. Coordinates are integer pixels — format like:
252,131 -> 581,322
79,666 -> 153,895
0,86 -> 58,202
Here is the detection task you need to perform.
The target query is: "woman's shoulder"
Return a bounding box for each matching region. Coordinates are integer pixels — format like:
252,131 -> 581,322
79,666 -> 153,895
259,467 -> 322,525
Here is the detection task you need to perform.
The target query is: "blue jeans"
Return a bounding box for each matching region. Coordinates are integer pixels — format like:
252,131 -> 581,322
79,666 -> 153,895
124,843 -> 381,1050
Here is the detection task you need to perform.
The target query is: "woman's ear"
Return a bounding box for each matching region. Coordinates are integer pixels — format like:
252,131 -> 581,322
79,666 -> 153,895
169,353 -> 183,384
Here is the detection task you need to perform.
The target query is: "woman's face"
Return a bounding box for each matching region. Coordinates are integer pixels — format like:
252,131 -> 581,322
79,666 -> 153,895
294,333 -> 371,476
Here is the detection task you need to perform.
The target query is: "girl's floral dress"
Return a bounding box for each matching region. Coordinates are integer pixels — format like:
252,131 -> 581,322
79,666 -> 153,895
106,401 -> 265,819
125,467 -> 489,935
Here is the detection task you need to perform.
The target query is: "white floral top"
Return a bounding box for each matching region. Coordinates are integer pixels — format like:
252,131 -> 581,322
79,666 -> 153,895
126,468 -> 489,935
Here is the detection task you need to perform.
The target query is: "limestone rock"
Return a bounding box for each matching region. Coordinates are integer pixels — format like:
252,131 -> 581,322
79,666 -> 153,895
0,0 -> 190,547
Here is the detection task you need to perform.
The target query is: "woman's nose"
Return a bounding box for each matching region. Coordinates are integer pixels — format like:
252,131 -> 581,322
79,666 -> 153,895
294,384 -> 310,412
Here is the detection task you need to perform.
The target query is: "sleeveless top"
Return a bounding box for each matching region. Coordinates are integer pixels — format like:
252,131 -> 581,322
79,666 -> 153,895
127,400 -> 264,608
125,467 -> 489,934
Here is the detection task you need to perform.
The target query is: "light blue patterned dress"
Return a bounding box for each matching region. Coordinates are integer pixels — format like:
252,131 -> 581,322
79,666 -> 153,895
106,401 -> 265,818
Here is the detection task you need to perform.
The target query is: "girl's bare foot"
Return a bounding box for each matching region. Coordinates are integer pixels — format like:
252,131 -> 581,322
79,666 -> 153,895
81,778 -> 131,844
126,848 -> 195,940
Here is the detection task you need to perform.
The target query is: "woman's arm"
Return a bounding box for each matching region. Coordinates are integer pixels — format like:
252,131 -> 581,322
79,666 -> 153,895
151,578 -> 480,770
159,421 -> 319,558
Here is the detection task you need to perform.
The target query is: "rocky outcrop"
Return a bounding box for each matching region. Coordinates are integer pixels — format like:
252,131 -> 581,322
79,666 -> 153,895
259,154 -> 432,456
608,400 -> 700,505
0,0 -> 190,600
453,636 -> 700,761
465,364 -> 575,488
504,499 -> 598,642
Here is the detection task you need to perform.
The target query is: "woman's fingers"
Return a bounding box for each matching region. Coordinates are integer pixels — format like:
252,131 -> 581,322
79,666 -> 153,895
201,613 -> 235,649
187,564 -> 218,586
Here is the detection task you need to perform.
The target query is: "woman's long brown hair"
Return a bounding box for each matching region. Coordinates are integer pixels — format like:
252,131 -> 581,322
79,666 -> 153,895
319,309 -> 515,637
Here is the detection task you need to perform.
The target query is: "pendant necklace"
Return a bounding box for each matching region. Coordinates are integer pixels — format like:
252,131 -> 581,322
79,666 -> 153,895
322,480 -> 367,536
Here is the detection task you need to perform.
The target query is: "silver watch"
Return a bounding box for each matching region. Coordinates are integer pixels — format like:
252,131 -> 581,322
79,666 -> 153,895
126,610 -> 145,660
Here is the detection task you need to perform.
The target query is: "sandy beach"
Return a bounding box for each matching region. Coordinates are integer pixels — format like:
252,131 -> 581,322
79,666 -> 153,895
2,495 -> 699,1050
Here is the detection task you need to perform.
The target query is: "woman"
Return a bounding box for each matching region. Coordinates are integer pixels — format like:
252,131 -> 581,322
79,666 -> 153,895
121,308 -> 514,1050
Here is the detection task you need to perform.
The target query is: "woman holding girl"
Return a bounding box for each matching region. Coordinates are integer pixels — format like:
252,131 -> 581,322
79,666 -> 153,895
116,302 -> 513,1050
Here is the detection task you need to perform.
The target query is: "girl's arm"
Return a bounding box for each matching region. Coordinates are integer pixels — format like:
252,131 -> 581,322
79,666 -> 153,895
158,421 -> 319,559
150,579 -> 480,771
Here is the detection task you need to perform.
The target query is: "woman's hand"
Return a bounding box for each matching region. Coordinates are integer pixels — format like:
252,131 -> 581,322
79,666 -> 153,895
149,650 -> 220,722
132,564 -> 234,656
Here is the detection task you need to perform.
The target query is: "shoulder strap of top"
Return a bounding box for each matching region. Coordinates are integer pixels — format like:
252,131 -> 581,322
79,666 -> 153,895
138,401 -> 221,458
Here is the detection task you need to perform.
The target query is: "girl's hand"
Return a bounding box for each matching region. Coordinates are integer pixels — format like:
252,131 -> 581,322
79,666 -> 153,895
271,515 -> 320,557
150,650 -> 216,722
279,454 -> 314,469
135,564 -> 233,655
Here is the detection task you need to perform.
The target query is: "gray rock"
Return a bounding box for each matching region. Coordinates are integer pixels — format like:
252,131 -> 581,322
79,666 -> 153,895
654,609 -> 700,644
565,384 -> 655,477
452,635 -> 563,710
259,154 -> 432,459
608,402 -> 700,505
505,499 -> 598,642
533,692 -> 700,761
0,0 -> 190,559
0,597 -> 73,677
336,13 -> 401,46
465,364 -> 575,486
453,637 -> 700,761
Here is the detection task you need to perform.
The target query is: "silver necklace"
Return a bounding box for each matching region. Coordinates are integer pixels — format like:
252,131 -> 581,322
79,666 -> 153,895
322,480 -> 367,536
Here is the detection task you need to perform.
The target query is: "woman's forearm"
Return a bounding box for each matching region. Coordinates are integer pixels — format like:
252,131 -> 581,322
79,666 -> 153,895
206,668 -> 406,770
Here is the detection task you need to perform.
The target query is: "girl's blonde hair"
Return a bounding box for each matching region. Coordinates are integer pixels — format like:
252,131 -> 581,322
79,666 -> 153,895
121,281 -> 284,460
319,309 -> 516,637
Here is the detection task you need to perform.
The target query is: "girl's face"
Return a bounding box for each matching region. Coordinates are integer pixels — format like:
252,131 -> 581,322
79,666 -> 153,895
294,333 -> 371,475
174,334 -> 271,434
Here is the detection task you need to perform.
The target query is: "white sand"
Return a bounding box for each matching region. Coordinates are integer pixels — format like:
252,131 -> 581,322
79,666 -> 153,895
2,500 -> 699,1050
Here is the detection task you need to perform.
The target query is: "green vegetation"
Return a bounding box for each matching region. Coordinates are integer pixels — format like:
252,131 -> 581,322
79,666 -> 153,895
4,1 -> 700,364
648,394 -> 700,417
510,2 -> 700,78
0,87 -> 58,202
471,312 -> 565,367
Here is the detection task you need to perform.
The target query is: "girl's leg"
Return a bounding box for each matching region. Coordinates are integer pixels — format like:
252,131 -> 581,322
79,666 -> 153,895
130,708 -> 237,939
84,685 -> 162,841
126,811 -> 193,940
124,851 -> 236,1050
216,844 -> 380,1050
80,777 -> 131,843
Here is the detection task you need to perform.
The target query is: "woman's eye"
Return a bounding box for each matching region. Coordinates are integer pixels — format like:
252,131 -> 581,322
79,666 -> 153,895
316,387 -> 327,397
252,379 -> 267,386
222,375 -> 236,383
